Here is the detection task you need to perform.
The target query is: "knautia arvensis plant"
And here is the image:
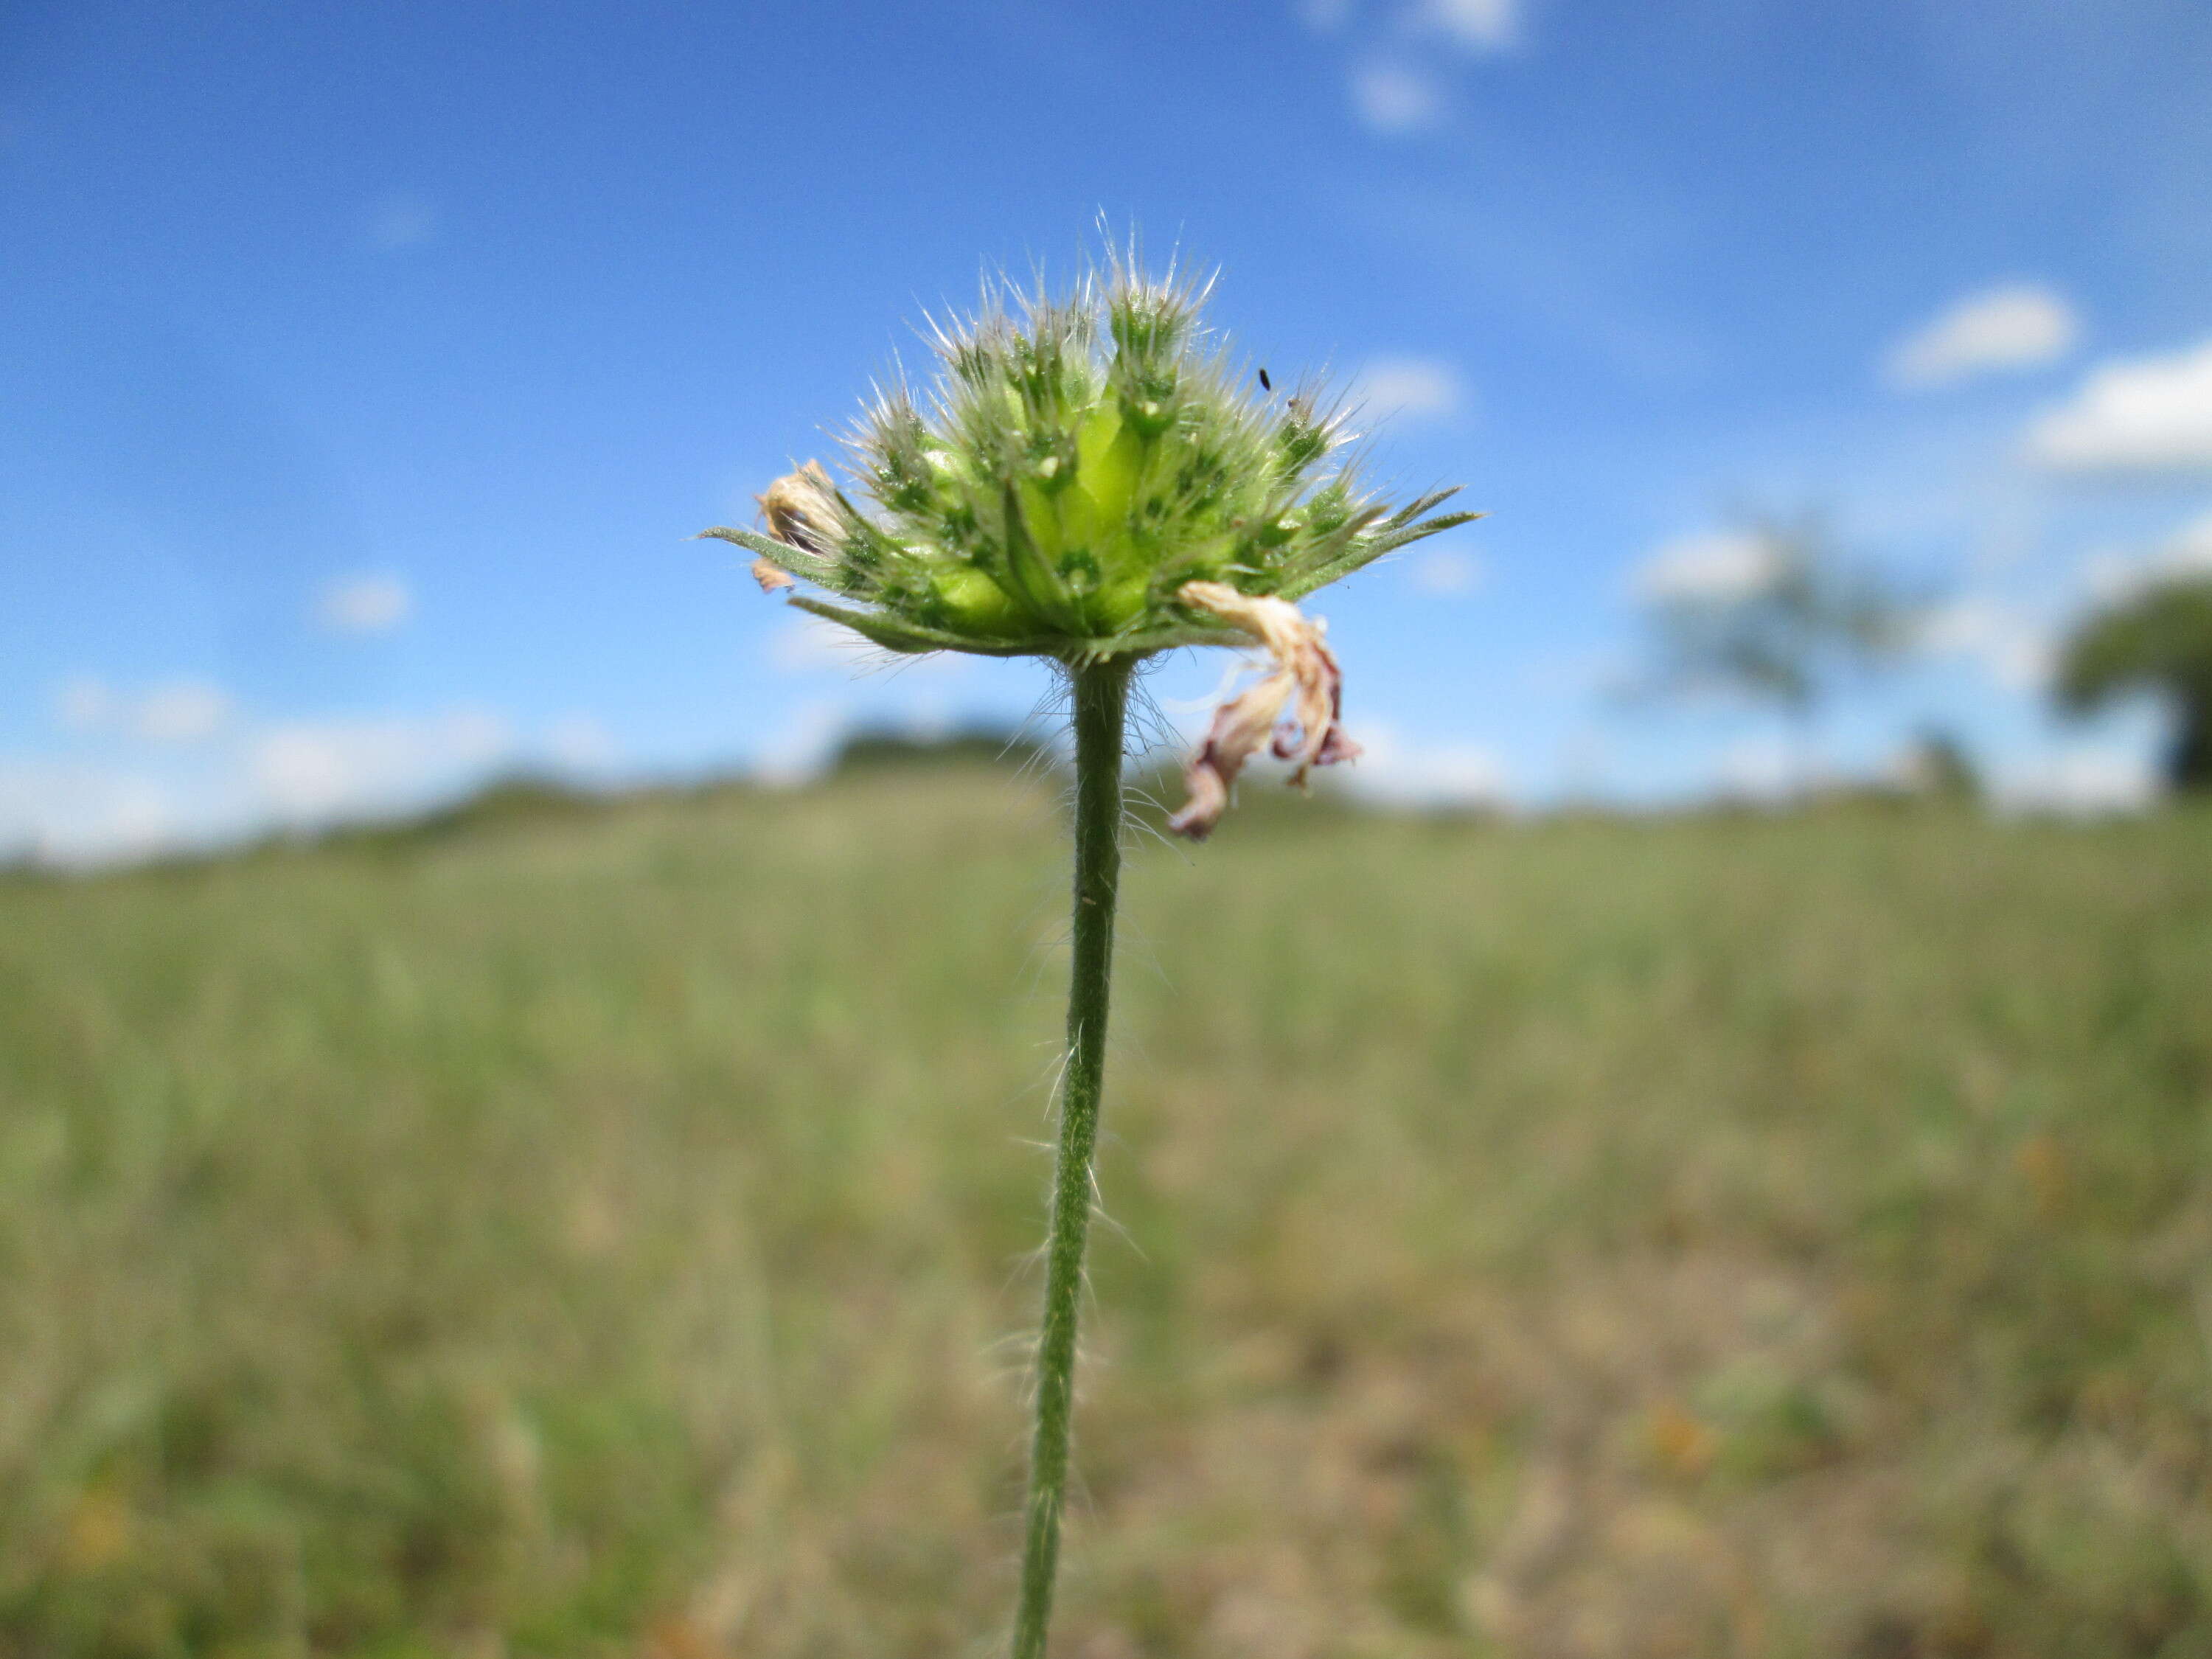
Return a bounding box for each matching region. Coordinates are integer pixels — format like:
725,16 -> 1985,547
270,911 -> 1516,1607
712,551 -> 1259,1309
704,248 -> 1476,1656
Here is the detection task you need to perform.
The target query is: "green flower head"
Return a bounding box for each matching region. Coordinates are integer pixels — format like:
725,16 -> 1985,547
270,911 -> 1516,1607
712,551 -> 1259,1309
705,246 -> 1480,834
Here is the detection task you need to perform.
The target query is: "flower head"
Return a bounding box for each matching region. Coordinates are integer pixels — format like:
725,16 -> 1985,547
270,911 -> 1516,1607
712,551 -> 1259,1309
703,248 -> 1478,830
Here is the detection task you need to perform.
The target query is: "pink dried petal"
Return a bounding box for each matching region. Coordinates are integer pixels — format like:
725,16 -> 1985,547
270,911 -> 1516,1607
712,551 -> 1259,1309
1166,671 -> 1297,840
1313,724 -> 1363,767
1165,752 -> 1228,840
1169,581 -> 1362,836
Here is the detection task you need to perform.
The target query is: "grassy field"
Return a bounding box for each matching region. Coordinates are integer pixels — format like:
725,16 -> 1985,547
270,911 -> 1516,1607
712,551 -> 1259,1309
2,768 -> 2208,1658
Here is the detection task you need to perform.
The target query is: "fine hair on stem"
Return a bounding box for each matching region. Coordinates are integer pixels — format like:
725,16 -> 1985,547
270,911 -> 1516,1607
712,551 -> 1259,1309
1011,655 -> 1133,1658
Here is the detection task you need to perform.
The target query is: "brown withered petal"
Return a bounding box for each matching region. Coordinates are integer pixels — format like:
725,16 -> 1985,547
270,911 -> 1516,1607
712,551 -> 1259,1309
1166,674 -> 1297,840
756,459 -> 841,558
1164,751 -> 1228,841
751,558 -> 796,594
1167,581 -> 1359,839
1313,724 -> 1363,767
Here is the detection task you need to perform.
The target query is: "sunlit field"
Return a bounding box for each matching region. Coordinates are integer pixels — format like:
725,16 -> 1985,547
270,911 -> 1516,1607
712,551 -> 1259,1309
3,765 -> 2208,1658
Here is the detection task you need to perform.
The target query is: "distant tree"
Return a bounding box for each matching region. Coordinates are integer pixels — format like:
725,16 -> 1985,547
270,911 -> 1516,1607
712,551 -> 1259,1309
2056,576 -> 2212,791
829,723 -> 1053,776
1638,511 -> 1919,788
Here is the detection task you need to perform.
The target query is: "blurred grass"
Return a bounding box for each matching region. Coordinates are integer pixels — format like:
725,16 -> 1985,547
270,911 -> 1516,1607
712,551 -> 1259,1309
1,768 -> 2208,1658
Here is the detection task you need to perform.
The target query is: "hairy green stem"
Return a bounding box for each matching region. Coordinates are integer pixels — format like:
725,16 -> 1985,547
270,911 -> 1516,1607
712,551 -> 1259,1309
1012,657 -> 1133,1659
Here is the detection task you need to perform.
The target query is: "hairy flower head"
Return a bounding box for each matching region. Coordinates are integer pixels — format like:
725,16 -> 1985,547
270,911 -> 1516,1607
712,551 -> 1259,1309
703,249 -> 1479,831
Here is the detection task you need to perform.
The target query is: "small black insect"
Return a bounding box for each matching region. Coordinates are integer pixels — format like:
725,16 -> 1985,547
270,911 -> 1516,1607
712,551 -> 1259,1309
1256,366 -> 1272,392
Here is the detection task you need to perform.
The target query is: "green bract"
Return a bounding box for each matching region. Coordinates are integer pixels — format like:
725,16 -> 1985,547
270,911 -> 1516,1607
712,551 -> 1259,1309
702,257 -> 1478,662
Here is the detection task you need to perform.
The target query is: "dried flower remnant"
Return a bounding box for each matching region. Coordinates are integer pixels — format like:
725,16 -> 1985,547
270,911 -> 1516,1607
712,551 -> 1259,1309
1168,581 -> 1359,839
756,459 -> 842,557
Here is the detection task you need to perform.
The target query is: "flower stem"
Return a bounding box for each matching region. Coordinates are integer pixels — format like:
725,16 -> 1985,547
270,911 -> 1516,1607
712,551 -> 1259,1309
1013,657 -> 1133,1659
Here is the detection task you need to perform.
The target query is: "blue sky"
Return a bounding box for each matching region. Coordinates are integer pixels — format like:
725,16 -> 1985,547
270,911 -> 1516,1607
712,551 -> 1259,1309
6,0 -> 2212,860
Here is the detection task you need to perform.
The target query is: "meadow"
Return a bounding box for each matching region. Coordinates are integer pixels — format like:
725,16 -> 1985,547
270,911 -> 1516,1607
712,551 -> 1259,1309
1,762 -> 2208,1658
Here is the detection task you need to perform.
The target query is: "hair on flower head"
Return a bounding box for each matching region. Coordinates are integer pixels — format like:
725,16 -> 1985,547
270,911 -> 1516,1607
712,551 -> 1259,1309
701,242 -> 1478,835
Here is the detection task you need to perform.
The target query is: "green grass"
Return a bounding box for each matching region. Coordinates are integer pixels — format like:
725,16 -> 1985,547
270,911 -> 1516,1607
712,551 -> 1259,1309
2,771 -> 2208,1658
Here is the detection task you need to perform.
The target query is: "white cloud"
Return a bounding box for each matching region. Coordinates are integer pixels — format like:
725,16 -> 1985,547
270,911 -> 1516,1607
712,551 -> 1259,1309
1918,598 -> 2053,692
765,611 -> 973,680
51,675 -> 232,742
2025,338 -> 2212,473
1349,63 -> 1442,133
1296,0 -> 1354,29
1353,355 -> 1466,420
755,700 -> 852,787
1419,0 -> 1518,52
365,192 -> 436,251
318,573 -> 414,634
1714,735 -> 1801,802
250,709 -> 509,824
1883,283 -> 2078,390
55,676 -> 112,733
1990,745 -> 2159,815
543,714 -> 619,773
1630,531 -> 1780,604
2081,507 -> 2212,602
2156,509 -> 2212,577
0,760 -> 181,868
2172,507 -> 2212,559
7,705 -> 539,867
136,681 -> 232,742
1409,547 -> 1486,596
769,613 -> 865,674
1342,722 -> 1509,808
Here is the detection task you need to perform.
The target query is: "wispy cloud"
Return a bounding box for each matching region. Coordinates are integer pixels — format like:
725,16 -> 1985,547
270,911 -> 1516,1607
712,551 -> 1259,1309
1918,597 -> 2054,692
7,706 -> 518,866
1989,744 -> 2159,815
1419,0 -> 1518,53
317,573 -> 414,634
768,613 -> 866,675
1628,531 -> 1778,604
1408,547 -> 1486,596
1300,0 -> 1520,50
136,682 -> 234,742
54,677 -> 111,734
1329,0 -> 1521,133
1883,282 -> 2078,390
249,709 -> 509,824
1352,354 -> 1467,420
1343,722 -> 1509,807
755,699 -> 853,787
2079,507 -> 2212,602
1349,62 -> 1443,133
0,759 -> 181,867
1712,734 -> 1801,802
765,610 -> 973,679
364,192 -> 437,251
52,675 -> 233,742
2024,338 -> 2212,473
542,714 -> 619,774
